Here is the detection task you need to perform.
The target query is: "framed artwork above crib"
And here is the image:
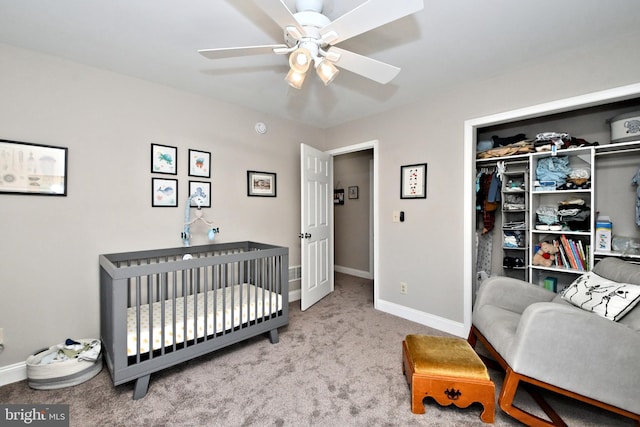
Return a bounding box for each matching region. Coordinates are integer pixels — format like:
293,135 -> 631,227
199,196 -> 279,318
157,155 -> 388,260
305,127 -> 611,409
188,149 -> 211,178
189,180 -> 211,207
152,178 -> 178,207
151,143 -> 177,175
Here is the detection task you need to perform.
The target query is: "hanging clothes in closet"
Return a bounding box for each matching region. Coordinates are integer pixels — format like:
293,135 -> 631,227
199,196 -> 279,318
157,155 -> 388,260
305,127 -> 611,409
476,169 -> 502,234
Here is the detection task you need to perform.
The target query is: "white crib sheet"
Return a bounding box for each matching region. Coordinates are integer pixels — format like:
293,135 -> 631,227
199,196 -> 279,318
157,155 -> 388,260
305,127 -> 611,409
127,284 -> 282,356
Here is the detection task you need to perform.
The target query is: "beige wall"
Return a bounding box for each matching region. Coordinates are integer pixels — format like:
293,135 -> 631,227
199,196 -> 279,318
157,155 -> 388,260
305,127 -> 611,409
0,43 -> 324,366
334,150 -> 372,275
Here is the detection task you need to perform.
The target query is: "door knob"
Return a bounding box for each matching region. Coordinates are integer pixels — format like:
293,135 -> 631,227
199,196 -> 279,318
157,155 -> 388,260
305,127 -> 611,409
305,233 -> 311,238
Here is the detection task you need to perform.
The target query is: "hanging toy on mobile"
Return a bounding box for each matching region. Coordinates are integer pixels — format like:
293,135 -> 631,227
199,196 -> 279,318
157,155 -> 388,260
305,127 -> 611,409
181,187 -> 219,247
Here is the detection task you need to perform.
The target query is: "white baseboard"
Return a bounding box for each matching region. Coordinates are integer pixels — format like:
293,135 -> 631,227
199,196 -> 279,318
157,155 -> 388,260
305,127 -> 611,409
0,361 -> 27,387
375,298 -> 467,338
289,289 -> 301,302
334,265 -> 372,280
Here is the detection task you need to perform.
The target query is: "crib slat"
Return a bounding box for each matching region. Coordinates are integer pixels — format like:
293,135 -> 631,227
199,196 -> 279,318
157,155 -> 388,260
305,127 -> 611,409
147,274 -> 153,360
171,273 -> 177,352
159,271 -> 166,356
182,269 -> 188,349
135,276 -> 141,364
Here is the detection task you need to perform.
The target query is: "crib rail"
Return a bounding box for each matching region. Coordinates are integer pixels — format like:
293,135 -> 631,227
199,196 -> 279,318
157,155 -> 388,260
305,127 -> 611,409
99,241 -> 288,397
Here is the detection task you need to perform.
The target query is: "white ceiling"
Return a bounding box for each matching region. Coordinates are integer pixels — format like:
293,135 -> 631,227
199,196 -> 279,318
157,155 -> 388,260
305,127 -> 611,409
1,0 -> 639,128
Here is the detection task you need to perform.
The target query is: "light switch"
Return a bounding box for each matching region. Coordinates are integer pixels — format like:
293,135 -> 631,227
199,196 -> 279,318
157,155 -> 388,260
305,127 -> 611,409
392,211 -> 400,223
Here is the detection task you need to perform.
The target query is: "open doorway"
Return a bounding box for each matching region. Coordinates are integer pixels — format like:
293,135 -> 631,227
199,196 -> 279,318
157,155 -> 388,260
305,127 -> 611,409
299,141 -> 378,311
327,141 -> 378,308
333,149 -> 373,279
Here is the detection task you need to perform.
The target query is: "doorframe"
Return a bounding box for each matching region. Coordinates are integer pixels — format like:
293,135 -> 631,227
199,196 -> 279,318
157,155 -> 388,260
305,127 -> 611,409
463,83 -> 640,334
327,140 -> 379,307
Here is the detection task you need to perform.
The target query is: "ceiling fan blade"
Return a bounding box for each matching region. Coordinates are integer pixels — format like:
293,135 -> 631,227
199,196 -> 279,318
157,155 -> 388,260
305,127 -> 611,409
320,0 -> 424,45
198,44 -> 288,60
329,47 -> 400,84
254,0 -> 306,38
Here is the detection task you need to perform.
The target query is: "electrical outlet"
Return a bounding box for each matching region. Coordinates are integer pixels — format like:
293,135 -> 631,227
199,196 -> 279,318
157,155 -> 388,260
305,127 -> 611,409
400,282 -> 408,294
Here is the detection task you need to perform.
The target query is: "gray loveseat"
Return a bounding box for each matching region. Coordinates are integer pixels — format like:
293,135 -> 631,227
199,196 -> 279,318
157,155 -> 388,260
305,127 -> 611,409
470,257 -> 640,426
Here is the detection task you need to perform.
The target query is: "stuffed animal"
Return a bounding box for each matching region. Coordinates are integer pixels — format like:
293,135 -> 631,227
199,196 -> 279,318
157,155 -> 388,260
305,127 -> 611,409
532,241 -> 558,267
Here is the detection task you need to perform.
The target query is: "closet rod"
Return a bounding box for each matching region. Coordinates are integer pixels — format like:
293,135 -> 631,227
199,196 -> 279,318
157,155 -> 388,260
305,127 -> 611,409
595,147 -> 640,156
476,159 -> 529,167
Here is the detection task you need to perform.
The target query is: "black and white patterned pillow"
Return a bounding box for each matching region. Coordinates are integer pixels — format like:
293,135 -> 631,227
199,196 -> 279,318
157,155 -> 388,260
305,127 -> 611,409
561,271 -> 640,321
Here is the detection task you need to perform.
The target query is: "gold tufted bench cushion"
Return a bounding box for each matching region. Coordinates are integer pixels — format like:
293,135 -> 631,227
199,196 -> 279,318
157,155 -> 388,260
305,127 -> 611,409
405,334 -> 490,380
402,334 -> 495,423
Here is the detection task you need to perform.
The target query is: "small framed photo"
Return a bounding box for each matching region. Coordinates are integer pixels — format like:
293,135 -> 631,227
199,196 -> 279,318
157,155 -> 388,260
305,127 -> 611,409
334,189 -> 345,205
188,149 -> 211,178
400,163 -> 427,199
0,139 -> 68,196
247,170 -> 276,197
152,178 -> 178,207
151,143 -> 177,175
189,180 -> 211,207
348,186 -> 359,199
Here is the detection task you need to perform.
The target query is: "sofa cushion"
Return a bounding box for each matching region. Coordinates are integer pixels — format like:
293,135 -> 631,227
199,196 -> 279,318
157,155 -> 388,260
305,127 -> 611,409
561,271 -> 640,321
472,304 -> 521,360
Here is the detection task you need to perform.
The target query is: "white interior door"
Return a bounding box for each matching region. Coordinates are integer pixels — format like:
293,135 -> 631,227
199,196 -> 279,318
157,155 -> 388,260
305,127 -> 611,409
300,143 -> 333,311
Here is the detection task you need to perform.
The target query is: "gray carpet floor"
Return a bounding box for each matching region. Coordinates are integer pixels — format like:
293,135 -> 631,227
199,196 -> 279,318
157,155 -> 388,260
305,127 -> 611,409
0,273 -> 635,426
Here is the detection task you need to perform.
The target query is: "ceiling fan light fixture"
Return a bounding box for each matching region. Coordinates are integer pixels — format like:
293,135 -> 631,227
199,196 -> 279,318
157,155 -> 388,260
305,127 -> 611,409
288,47 -> 312,73
285,68 -> 306,89
315,59 -> 339,86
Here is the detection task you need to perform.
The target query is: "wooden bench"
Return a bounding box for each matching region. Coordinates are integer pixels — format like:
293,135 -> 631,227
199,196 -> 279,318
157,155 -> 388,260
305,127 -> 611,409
402,334 -> 495,423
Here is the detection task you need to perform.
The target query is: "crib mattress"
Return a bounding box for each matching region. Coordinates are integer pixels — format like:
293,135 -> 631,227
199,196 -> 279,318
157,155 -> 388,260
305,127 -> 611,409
127,284 -> 282,356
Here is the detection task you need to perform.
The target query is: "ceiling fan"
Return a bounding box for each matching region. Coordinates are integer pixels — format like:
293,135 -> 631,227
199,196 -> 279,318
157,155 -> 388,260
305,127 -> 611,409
198,0 -> 424,89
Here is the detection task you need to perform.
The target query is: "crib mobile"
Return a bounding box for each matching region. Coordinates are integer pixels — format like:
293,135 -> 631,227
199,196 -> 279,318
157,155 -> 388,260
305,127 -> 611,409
181,188 -> 219,247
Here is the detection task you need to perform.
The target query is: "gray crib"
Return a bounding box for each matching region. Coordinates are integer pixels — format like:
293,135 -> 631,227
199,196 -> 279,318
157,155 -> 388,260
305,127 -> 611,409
99,241 -> 288,399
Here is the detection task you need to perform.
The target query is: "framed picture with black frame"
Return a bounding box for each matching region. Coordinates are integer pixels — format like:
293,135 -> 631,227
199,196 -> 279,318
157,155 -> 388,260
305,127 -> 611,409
400,163 -> 427,199
189,180 -> 211,207
188,149 -> 211,178
348,186 -> 359,199
247,170 -> 276,197
0,139 -> 68,196
151,143 -> 177,175
151,178 -> 178,207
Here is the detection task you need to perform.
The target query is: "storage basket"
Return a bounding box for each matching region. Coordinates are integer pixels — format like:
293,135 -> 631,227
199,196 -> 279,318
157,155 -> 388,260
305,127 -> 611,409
26,339 -> 102,390
608,111 -> 640,143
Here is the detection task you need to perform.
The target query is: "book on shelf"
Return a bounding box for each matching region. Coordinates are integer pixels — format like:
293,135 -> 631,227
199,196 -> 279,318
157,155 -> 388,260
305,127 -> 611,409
558,234 -> 588,271
553,239 -> 565,268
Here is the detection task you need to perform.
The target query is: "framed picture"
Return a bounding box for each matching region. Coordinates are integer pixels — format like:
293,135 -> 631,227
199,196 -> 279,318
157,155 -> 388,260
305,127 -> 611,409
188,149 -> 211,178
400,163 -> 427,199
348,186 -> 359,199
189,180 -> 211,207
151,178 -> 178,207
247,170 -> 276,197
0,139 -> 68,196
151,143 -> 177,175
334,189 -> 344,205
